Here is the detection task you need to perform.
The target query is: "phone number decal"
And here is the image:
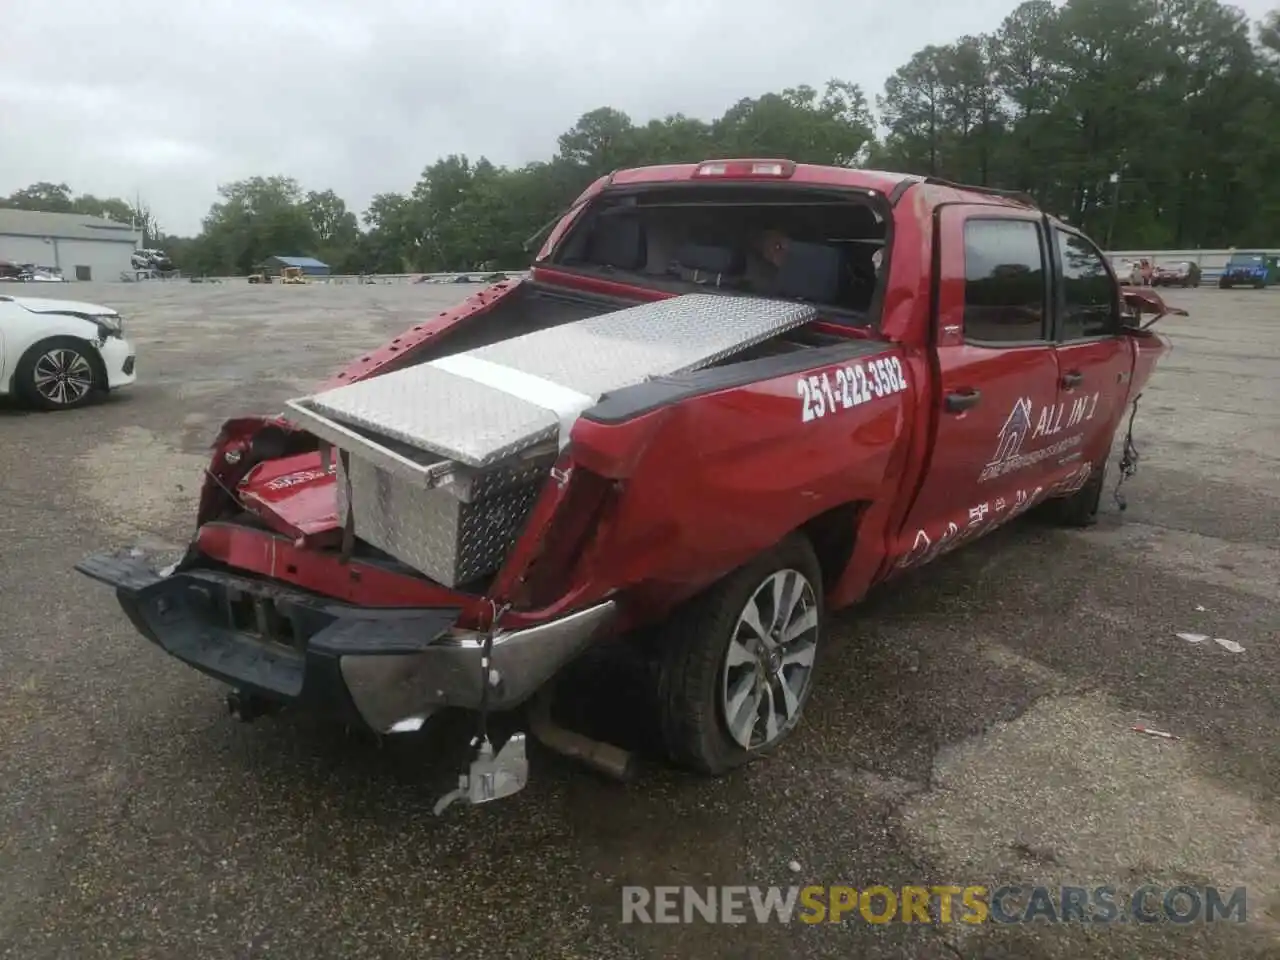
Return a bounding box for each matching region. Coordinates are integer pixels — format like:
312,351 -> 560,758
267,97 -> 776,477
796,356 -> 908,423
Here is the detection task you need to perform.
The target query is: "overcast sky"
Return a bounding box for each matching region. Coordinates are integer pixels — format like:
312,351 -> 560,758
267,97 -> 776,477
2,0 -> 1275,235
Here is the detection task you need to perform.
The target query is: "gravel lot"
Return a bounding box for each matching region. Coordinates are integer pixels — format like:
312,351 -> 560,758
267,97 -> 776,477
1,281 -> 1277,959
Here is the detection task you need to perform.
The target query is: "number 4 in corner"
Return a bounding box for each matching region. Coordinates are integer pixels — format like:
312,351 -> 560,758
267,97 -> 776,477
797,356 -> 909,423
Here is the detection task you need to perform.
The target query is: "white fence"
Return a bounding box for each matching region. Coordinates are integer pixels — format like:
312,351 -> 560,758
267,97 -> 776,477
183,250 -> 1277,287
73,249 -> 1280,286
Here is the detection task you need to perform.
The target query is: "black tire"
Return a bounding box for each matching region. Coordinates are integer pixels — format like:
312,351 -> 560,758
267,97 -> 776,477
1041,461 -> 1107,528
655,533 -> 825,775
15,337 -> 102,411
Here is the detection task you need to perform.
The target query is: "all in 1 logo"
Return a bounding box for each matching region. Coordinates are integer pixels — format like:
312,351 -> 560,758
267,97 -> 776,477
985,397 -> 1034,477
978,393 -> 1096,483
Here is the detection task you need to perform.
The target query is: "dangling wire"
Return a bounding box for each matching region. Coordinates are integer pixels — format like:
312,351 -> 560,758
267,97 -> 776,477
476,599 -> 511,746
1113,392 -> 1143,512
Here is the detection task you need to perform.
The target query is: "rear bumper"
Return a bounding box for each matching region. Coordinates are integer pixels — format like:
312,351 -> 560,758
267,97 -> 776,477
75,550 -> 617,733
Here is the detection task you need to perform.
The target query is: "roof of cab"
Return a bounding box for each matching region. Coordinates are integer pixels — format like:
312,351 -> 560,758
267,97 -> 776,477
604,161 -> 1038,213
606,162 -> 916,197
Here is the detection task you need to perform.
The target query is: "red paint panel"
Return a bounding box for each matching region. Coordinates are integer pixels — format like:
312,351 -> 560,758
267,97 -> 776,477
237,450 -> 340,537
193,522 -> 499,620
555,353 -> 912,617
323,279 -> 522,388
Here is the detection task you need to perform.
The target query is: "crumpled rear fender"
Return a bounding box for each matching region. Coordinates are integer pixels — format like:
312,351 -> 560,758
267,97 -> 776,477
197,416 -> 319,525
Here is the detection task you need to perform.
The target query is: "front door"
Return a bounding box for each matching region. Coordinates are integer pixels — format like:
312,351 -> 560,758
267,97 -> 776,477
1046,227 -> 1133,495
892,207 -> 1063,572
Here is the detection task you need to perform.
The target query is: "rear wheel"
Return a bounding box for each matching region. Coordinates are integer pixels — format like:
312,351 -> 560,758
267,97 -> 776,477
656,534 -> 824,775
16,337 -> 101,411
1041,461 -> 1107,528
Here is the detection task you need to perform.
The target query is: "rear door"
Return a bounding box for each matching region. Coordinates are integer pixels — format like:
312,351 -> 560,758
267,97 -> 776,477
893,207 -> 1062,572
1046,227 -> 1133,493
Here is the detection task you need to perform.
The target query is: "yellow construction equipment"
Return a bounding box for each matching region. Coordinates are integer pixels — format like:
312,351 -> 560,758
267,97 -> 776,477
248,265 -> 307,284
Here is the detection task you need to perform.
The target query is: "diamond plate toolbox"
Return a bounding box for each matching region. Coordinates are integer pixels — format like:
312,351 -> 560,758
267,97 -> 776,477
290,294 -> 817,467
336,455 -> 547,588
287,293 -> 818,585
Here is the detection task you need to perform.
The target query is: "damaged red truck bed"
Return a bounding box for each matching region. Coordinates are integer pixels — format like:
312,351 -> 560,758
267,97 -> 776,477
77,159 -> 1178,809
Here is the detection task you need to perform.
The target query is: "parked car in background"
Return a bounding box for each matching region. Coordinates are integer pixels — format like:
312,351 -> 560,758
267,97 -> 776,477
24,265 -> 67,283
1218,252 -> 1276,289
0,262 -> 66,282
0,294 -> 137,410
1111,258 -> 1138,285
1152,260 -> 1201,287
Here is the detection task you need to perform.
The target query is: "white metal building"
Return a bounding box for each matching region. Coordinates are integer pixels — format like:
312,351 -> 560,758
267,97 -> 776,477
0,209 -> 141,281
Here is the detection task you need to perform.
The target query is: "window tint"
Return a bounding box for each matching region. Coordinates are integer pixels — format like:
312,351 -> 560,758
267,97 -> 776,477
963,219 -> 1047,343
1056,231 -> 1117,339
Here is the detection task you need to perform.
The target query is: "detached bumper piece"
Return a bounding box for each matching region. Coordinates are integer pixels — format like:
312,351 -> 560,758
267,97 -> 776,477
74,550 -> 617,735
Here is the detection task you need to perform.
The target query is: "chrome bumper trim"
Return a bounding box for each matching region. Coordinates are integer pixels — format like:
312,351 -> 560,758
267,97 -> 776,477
339,600 -> 617,733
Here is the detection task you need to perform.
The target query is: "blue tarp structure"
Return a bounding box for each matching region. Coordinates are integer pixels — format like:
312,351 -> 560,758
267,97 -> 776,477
266,255 -> 330,277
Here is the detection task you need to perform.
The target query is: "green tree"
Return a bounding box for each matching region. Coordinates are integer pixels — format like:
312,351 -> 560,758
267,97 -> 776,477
2,182 -> 76,212
200,176 -> 316,274
714,81 -> 874,165
305,189 -> 361,271
877,48 -> 948,175
18,13 -> 1280,275
1260,9 -> 1280,58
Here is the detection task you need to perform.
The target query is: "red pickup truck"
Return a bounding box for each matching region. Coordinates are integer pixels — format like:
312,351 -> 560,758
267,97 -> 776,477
77,160 -> 1179,809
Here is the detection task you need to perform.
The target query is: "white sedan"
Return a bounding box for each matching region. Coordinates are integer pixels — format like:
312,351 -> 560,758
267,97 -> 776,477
0,294 -> 137,410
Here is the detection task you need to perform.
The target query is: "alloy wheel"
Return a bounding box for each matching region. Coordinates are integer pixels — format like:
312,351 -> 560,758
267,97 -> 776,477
33,348 -> 94,406
720,568 -> 819,751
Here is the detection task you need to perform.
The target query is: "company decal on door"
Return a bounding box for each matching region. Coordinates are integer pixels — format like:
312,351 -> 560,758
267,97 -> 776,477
977,392 -> 1100,483
894,462 -> 1094,572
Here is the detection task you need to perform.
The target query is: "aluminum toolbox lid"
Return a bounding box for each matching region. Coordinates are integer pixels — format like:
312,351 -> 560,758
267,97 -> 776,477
285,293 -> 817,470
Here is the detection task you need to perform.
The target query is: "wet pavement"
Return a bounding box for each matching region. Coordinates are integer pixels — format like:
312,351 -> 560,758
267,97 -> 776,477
1,281 -> 1277,959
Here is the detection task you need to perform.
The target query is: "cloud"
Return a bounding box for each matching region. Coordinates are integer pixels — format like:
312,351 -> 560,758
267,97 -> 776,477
1,0 -> 1276,234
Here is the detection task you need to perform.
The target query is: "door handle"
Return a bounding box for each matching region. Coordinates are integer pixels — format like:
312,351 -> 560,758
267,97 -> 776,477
944,389 -> 982,413
1061,370 -> 1084,389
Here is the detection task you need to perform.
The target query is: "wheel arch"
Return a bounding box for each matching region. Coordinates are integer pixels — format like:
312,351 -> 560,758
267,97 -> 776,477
797,500 -> 869,594
13,334 -> 109,397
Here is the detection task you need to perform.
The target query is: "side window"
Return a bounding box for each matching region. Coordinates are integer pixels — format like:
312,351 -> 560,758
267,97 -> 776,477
963,219 -> 1047,344
1055,230 -> 1119,339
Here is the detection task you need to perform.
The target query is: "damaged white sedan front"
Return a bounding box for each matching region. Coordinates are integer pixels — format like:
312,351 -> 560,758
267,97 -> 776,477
0,294 -> 137,410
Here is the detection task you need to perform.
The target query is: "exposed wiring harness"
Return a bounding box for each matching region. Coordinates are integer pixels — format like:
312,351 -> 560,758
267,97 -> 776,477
1113,392 -> 1143,512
